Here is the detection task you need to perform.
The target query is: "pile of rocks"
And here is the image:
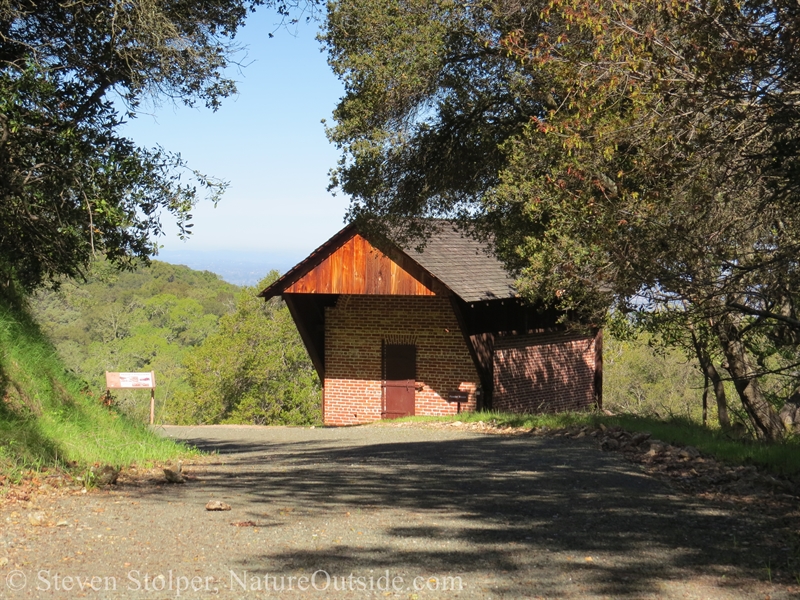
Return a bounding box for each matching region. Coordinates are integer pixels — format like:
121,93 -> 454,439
596,425 -> 654,453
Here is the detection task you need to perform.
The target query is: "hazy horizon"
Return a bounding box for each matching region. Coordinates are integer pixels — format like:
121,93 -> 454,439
156,247 -> 304,287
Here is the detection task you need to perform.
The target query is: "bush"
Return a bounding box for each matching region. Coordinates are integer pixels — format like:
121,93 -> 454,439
167,272 -> 322,425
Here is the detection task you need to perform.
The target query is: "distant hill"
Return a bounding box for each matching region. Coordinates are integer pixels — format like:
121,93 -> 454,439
155,249 -> 302,286
28,259 -> 320,427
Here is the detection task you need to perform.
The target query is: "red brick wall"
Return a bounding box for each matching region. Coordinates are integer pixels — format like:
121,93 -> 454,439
323,295 -> 479,425
492,331 -> 598,413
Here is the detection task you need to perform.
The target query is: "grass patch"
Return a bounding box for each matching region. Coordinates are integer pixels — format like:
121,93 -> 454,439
390,410 -> 800,476
0,291 -> 196,481
390,410 -> 597,430
601,413 -> 800,476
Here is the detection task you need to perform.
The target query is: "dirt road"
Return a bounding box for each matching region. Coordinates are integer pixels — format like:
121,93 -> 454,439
0,423 -> 794,598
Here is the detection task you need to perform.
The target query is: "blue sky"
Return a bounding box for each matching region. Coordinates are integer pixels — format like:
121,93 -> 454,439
119,9 -> 348,273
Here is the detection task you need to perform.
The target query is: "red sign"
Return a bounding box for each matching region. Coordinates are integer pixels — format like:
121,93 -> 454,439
105,372 -> 156,389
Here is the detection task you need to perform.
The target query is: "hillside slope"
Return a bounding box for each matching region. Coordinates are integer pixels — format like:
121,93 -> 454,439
0,291 -> 189,477
31,260 -> 239,423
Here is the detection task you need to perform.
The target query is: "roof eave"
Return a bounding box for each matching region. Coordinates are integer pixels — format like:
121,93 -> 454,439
257,222 -> 358,299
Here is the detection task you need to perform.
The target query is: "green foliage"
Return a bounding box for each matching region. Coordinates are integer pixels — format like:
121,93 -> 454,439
31,262 -> 320,427
600,414 -> 800,477
603,333 -> 705,423
323,0 -> 524,226
322,0 -> 800,439
0,286 -> 193,477
0,2 -> 247,290
173,272 -> 321,425
30,260 -> 238,423
0,0 -> 322,291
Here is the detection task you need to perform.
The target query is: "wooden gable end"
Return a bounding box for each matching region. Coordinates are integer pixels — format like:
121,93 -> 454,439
284,233 -> 440,295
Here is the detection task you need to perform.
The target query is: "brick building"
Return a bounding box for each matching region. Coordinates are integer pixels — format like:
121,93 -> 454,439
259,222 -> 602,426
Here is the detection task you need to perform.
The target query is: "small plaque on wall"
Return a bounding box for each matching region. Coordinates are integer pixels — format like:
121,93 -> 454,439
445,391 -> 469,403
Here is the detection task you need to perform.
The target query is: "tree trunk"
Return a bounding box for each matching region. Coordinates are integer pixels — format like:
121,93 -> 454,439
708,361 -> 731,429
689,328 -> 731,428
715,317 -> 784,440
702,372 -> 708,426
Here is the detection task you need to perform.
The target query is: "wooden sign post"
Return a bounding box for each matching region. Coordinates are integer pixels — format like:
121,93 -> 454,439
105,371 -> 157,424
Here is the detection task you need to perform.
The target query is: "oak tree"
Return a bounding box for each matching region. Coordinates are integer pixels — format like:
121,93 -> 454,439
323,0 -> 800,438
178,272 -> 321,425
0,0 -> 316,290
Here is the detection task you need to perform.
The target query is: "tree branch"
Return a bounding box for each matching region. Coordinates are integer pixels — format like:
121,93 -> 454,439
727,301 -> 800,330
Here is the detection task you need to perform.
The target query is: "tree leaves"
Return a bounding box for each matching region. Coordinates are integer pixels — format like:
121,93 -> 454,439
31,260 -> 238,422
323,0 -> 800,437
0,0 -> 319,291
178,272 -> 321,426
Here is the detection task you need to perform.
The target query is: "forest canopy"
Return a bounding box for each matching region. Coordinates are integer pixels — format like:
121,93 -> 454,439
32,262 -> 321,425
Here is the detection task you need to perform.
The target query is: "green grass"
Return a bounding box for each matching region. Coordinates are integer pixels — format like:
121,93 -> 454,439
391,410 -> 800,476
0,291 -> 196,481
391,411 -> 591,430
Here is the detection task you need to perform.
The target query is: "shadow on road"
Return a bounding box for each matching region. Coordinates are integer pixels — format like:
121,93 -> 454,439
142,427 -> 778,597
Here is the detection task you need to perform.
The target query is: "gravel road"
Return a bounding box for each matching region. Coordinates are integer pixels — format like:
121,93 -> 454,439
0,423 -> 794,599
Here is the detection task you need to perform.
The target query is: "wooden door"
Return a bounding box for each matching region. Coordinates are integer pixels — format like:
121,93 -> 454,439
382,344 -> 416,419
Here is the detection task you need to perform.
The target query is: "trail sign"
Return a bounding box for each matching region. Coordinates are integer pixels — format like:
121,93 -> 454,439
105,371 -> 156,424
105,371 -> 155,389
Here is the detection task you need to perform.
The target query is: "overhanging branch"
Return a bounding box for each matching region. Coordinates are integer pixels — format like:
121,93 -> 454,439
728,301 -> 800,330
